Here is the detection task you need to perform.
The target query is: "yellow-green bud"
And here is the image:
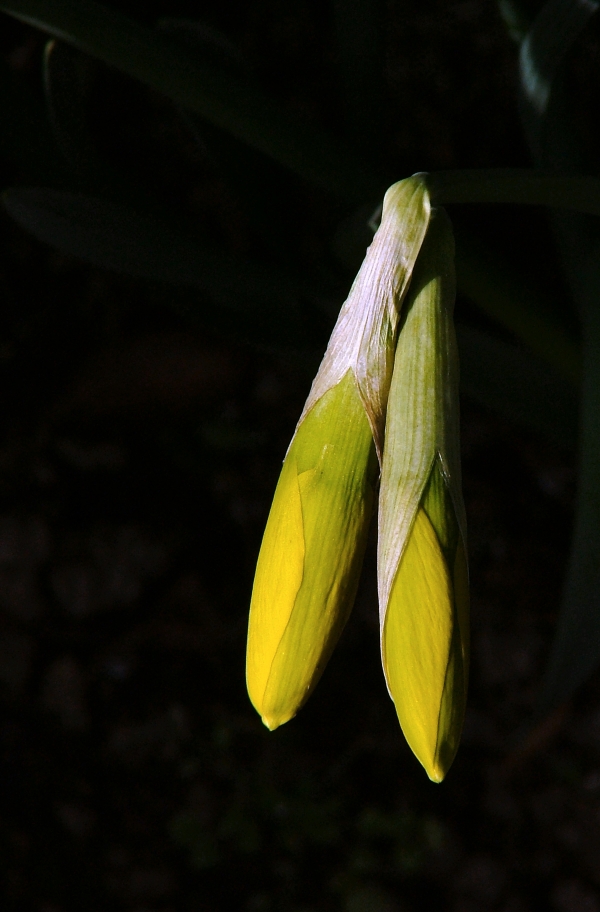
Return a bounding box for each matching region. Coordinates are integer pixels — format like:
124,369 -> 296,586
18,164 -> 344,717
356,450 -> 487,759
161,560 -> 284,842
378,208 -> 469,782
247,370 -> 378,729
246,176 -> 431,730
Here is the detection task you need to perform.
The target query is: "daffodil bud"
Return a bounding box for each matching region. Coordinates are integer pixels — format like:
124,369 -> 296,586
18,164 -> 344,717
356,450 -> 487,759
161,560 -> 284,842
247,176 -> 431,731
378,207 -> 469,783
247,370 -> 378,730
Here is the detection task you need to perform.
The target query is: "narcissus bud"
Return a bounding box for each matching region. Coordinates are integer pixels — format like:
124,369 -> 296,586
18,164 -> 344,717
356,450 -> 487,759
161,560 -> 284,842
378,208 -> 469,783
247,370 -> 378,730
246,176 -> 431,730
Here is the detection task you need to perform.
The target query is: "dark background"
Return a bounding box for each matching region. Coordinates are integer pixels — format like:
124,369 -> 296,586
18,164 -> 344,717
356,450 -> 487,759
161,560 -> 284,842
0,1 -> 597,910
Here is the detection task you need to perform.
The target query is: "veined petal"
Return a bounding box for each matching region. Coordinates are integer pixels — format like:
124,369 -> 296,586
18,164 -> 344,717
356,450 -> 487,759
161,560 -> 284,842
382,506 -> 454,782
246,370 -> 378,730
246,453 -> 305,716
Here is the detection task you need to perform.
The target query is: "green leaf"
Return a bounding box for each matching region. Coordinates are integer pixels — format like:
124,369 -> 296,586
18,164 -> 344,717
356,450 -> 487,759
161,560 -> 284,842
3,188 -> 317,347
535,252 -> 600,713
43,39 -> 97,176
518,0 -> 598,152
156,17 -> 246,71
453,220 -> 580,385
515,0 -> 600,719
430,168 -> 600,220
456,325 -> 578,449
0,58 -> 68,185
497,0 -> 533,43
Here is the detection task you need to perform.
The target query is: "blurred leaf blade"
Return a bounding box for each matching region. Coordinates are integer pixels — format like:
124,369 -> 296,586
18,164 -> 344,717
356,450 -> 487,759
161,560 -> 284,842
43,39 -> 96,176
456,324 -> 578,449
454,221 -> 580,385
0,0 -> 383,203
0,58 -> 69,185
518,0 -> 599,156
512,0 -> 600,718
430,168 -> 600,219
3,185 -> 580,446
0,0 -> 593,387
536,249 -> 600,714
2,187 -> 316,347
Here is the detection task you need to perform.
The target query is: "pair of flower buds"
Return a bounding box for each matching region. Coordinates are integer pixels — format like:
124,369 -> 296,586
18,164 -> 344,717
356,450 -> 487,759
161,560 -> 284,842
246,174 -> 468,782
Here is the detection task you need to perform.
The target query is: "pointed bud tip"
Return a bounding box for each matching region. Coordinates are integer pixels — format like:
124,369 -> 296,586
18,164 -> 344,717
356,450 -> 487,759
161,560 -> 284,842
426,764 -> 446,784
261,711 -> 293,732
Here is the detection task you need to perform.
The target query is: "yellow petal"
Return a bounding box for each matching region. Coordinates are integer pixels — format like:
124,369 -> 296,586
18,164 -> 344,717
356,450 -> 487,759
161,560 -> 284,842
246,370 -> 378,730
421,461 -> 469,777
246,454 -> 305,718
382,506 -> 461,783
421,458 -> 459,561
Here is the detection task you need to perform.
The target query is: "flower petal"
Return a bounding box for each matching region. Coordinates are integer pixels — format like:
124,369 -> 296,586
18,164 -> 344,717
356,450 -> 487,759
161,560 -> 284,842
247,370 -> 378,730
382,506 -> 455,782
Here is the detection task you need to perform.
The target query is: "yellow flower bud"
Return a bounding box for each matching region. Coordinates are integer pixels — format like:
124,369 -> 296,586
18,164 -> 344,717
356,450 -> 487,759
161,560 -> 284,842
246,176 -> 431,730
247,370 -> 378,729
378,207 -> 469,782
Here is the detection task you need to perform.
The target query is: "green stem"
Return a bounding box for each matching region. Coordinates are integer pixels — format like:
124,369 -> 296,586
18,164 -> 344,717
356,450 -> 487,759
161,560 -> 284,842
429,168 -> 600,217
